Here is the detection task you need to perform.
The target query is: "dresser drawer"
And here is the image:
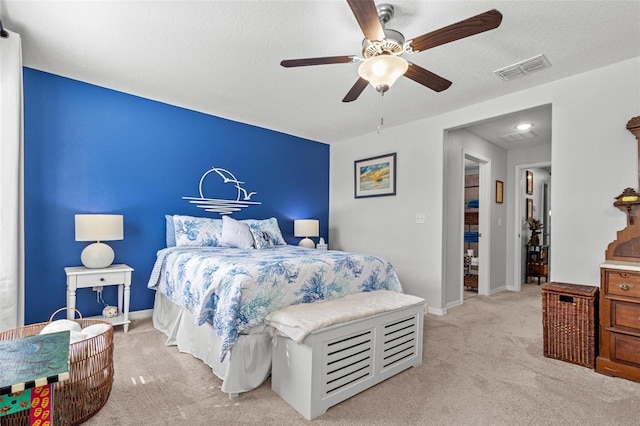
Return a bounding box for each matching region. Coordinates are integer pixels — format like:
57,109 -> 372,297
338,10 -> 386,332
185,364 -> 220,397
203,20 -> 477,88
76,271 -> 126,287
612,301 -> 640,332
611,333 -> 640,366
606,270 -> 640,298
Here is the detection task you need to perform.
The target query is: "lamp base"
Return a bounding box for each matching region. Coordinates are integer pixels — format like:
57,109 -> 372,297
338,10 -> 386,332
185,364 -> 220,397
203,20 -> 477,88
298,238 -> 315,249
81,242 -> 115,269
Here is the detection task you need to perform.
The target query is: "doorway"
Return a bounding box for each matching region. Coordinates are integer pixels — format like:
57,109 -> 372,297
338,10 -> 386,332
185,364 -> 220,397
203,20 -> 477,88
462,153 -> 490,298
463,158 -> 480,295
516,163 -> 552,289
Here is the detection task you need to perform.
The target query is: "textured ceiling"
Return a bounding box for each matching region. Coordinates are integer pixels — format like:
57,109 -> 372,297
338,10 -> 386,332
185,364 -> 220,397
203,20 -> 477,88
2,1 -> 639,144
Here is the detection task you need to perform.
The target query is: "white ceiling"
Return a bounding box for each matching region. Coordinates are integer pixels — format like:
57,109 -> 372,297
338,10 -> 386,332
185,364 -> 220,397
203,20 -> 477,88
464,104 -> 552,151
2,1 -> 639,144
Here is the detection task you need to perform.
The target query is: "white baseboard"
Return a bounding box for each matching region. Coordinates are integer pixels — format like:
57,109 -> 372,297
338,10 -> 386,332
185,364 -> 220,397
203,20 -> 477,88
428,306 -> 447,316
129,309 -> 153,320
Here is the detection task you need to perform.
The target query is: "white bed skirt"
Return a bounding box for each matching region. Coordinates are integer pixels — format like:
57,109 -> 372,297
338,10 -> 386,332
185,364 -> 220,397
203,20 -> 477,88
152,291 -> 272,395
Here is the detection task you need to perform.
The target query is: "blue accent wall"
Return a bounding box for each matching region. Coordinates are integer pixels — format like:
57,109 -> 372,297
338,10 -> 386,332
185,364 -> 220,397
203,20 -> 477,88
23,68 -> 329,324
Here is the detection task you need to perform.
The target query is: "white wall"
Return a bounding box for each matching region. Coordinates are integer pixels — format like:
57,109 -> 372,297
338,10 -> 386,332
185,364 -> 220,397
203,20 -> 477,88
330,56 -> 640,313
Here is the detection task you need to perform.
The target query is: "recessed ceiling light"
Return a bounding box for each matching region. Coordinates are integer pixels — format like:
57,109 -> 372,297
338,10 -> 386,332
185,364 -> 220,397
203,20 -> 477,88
516,123 -> 533,131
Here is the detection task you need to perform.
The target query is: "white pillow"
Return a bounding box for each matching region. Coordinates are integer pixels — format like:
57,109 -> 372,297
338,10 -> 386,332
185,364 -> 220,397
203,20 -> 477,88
221,215 -> 255,249
70,330 -> 89,344
40,319 -> 82,335
82,323 -> 112,338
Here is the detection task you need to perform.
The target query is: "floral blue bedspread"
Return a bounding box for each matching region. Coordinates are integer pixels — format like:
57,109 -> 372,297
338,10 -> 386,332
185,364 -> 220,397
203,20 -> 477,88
147,245 -> 403,361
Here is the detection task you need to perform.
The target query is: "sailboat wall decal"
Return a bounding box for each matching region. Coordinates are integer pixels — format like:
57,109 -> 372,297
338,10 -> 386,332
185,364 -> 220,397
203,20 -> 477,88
182,166 -> 262,215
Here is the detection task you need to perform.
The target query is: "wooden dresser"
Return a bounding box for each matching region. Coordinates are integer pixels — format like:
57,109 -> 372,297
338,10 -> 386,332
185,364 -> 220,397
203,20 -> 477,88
596,116 -> 640,382
596,261 -> 640,381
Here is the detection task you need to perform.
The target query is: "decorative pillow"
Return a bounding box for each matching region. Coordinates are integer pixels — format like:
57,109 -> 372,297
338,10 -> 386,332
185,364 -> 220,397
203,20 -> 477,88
165,215 -> 176,247
251,229 -> 275,249
221,215 -> 255,249
241,217 -> 287,246
173,215 -> 223,247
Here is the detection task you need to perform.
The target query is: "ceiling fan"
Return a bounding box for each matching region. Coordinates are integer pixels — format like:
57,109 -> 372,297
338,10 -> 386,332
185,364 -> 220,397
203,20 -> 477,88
281,0 -> 503,102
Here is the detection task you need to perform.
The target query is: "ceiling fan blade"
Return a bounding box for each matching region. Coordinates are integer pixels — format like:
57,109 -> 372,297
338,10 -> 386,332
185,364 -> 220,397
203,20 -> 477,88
346,0 -> 385,41
342,77 -> 369,102
407,9 -> 503,53
280,55 -> 357,67
404,63 -> 452,92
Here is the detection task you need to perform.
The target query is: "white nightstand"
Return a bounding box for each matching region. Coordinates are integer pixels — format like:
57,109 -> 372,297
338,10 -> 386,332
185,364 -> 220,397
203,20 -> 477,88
64,264 -> 134,332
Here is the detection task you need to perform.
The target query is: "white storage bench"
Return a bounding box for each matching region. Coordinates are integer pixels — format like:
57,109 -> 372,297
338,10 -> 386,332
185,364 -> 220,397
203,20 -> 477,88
266,290 -> 426,420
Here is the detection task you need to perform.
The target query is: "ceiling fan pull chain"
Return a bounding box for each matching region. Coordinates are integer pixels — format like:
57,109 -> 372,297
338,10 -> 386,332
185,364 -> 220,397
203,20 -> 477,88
377,90 -> 384,133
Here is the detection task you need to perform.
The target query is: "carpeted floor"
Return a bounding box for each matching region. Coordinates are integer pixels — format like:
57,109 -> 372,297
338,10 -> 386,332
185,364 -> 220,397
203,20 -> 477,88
85,284 -> 640,425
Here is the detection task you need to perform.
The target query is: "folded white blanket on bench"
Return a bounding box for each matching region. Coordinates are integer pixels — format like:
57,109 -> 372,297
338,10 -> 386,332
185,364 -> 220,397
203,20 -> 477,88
264,290 -> 426,343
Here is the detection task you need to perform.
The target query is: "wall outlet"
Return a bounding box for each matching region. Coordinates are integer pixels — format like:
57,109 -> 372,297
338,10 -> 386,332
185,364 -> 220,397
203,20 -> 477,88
416,213 -> 426,224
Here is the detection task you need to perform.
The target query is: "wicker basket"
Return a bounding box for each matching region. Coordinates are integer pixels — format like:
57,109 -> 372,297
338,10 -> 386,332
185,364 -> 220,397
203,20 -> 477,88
542,282 -> 599,368
0,308 -> 114,426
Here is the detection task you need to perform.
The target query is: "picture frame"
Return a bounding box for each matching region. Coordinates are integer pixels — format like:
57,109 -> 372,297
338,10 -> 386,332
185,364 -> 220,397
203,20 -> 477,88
354,153 -> 397,198
527,198 -> 533,220
526,170 -> 533,195
495,180 -> 504,204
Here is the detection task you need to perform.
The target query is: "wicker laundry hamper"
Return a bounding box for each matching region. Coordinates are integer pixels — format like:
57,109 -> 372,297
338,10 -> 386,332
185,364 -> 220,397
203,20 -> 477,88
542,283 -> 598,368
0,308 -> 114,426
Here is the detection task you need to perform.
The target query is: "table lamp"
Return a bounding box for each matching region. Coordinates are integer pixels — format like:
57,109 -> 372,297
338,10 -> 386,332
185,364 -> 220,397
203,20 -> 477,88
294,219 -> 319,249
75,214 -> 123,268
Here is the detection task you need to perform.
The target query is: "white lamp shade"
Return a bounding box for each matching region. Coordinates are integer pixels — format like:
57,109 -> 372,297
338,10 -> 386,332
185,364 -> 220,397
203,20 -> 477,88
294,219 -> 319,249
294,219 -> 319,238
358,55 -> 408,92
75,214 -> 123,268
75,214 -> 123,242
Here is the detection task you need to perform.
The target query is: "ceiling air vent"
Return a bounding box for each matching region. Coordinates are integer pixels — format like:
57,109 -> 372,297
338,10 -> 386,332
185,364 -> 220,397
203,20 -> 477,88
494,54 -> 551,81
498,130 -> 538,143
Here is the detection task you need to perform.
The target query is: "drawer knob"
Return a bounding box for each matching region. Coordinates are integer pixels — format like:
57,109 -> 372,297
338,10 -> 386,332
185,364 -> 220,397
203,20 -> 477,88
100,277 -> 105,282
617,283 -> 630,290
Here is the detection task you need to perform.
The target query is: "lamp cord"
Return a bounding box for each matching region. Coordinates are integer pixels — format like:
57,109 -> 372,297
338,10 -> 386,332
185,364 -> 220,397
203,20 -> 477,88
377,90 -> 384,134
96,288 -> 107,307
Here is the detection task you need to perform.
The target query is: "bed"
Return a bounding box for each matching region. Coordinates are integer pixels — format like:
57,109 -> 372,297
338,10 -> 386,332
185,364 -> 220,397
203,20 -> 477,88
147,214 -> 404,396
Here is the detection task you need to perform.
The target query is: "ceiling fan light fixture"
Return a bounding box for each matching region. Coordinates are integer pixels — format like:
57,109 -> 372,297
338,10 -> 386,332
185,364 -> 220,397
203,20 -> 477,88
358,54 -> 408,93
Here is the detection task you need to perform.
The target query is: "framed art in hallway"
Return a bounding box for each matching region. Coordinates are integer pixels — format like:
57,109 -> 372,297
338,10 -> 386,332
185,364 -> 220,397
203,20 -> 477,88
526,171 -> 533,194
496,180 -> 504,203
354,153 -> 396,198
527,198 -> 533,220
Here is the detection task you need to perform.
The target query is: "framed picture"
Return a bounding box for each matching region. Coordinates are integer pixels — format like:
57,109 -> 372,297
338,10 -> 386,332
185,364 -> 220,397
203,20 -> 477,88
495,180 -> 504,203
354,153 -> 397,198
526,170 -> 533,195
527,198 -> 533,220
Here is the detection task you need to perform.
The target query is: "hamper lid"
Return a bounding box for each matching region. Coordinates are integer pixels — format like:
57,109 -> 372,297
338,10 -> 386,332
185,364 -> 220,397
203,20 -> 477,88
541,282 -> 598,297
0,330 -> 70,395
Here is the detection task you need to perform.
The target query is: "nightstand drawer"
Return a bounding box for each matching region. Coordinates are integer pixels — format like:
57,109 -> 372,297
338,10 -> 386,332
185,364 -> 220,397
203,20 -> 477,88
606,270 -> 640,298
76,271 -> 126,287
612,301 -> 640,332
611,333 -> 640,366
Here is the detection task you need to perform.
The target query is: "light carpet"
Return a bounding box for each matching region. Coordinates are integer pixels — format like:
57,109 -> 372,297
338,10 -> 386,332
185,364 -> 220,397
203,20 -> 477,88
85,284 -> 639,425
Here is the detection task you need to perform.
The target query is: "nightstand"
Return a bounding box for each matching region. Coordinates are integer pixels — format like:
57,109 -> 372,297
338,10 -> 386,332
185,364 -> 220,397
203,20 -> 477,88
64,264 -> 134,332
